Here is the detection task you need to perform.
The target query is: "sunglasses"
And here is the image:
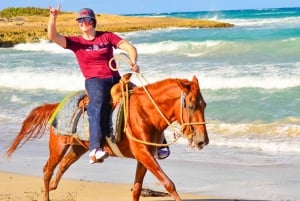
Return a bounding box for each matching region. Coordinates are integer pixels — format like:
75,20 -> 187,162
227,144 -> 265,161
77,18 -> 93,23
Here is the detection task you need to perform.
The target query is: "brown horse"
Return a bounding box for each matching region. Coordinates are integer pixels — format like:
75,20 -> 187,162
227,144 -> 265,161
5,73 -> 209,201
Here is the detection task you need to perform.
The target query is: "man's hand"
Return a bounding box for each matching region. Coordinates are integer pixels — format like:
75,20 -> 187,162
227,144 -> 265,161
49,4 -> 61,17
131,63 -> 140,73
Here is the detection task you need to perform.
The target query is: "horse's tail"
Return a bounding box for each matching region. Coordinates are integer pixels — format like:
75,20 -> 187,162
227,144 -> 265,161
5,103 -> 59,158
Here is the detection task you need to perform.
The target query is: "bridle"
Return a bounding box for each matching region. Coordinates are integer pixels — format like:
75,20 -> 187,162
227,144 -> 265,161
122,74 -> 206,147
180,92 -> 206,141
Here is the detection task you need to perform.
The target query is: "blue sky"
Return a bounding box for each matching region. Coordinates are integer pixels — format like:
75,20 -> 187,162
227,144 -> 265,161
1,0 -> 300,15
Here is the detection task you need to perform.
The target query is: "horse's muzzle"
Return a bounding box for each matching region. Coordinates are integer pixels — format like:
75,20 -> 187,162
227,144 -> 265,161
189,131 -> 209,150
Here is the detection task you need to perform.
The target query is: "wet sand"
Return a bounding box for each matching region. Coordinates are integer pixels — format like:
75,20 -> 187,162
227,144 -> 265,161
0,171 -> 223,201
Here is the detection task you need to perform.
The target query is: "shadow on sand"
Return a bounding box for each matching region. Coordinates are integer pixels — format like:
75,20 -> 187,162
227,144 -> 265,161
141,189 -> 269,201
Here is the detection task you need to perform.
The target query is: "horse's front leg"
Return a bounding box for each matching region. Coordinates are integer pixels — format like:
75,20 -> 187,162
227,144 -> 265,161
49,144 -> 88,191
135,149 -> 182,201
132,161 -> 147,201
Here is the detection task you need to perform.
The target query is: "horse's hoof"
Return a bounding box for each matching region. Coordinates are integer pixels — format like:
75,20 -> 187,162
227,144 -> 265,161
140,188 -> 170,197
49,182 -> 57,191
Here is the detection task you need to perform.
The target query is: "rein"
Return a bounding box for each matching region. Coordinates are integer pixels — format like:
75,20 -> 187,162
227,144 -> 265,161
110,53 -> 206,147
109,52 -> 133,71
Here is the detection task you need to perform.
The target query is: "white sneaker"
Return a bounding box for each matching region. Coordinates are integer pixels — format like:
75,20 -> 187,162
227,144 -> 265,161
89,148 -> 108,164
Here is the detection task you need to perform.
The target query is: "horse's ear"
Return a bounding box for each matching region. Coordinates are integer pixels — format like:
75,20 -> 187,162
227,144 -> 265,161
176,78 -> 191,94
192,75 -> 199,86
192,75 -> 200,91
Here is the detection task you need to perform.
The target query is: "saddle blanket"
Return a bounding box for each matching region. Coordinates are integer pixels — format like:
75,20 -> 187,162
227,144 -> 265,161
48,90 -> 124,142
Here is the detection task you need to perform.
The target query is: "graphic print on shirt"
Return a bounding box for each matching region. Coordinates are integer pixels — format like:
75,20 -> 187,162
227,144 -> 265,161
86,43 -> 109,52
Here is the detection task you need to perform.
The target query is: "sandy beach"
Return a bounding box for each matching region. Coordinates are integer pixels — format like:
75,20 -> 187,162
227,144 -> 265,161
0,171 -> 224,201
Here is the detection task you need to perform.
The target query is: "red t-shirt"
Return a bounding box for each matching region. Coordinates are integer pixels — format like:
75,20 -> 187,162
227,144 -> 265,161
66,31 -> 122,79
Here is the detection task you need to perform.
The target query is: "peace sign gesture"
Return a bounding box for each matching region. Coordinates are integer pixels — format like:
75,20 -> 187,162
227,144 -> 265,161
49,4 -> 61,17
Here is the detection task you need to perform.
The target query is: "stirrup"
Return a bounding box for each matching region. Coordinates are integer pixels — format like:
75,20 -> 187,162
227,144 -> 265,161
157,147 -> 170,160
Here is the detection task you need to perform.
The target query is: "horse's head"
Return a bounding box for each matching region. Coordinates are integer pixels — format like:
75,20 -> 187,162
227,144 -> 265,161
176,75 -> 209,150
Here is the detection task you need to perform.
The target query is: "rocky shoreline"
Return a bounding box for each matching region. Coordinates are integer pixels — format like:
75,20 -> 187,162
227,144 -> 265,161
0,12 -> 234,47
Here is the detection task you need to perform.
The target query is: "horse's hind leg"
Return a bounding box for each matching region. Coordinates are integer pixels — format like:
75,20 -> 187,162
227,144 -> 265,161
132,161 -> 148,200
49,145 -> 88,191
43,134 -> 70,201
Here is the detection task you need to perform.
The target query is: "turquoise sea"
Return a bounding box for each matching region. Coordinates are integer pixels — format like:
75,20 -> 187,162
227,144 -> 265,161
0,7 -> 300,200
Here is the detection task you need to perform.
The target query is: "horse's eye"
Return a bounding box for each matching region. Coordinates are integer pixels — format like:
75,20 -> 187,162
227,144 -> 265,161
188,104 -> 195,111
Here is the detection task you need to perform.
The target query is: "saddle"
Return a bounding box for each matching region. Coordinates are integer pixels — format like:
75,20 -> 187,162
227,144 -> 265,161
49,74 -> 134,143
49,90 -> 125,142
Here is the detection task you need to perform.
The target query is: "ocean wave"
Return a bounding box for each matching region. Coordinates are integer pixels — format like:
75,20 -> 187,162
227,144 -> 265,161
11,39 -> 225,57
0,70 -> 84,91
10,36 -> 300,60
207,118 -> 300,137
212,137 -> 300,154
1,67 -> 300,90
13,40 -> 73,54
134,38 -> 300,59
220,16 -> 300,28
135,40 -> 224,56
201,75 -> 300,89
165,117 -> 300,154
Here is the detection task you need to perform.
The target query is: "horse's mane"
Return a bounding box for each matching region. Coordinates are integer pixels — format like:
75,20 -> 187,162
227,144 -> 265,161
133,78 -> 186,94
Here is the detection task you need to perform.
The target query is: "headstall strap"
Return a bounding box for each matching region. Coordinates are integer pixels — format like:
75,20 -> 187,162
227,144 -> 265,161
181,92 -> 186,108
180,92 -> 195,139
180,92 -> 188,133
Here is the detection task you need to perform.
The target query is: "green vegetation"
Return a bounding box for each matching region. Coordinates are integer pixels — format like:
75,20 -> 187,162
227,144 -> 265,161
0,7 -> 67,18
